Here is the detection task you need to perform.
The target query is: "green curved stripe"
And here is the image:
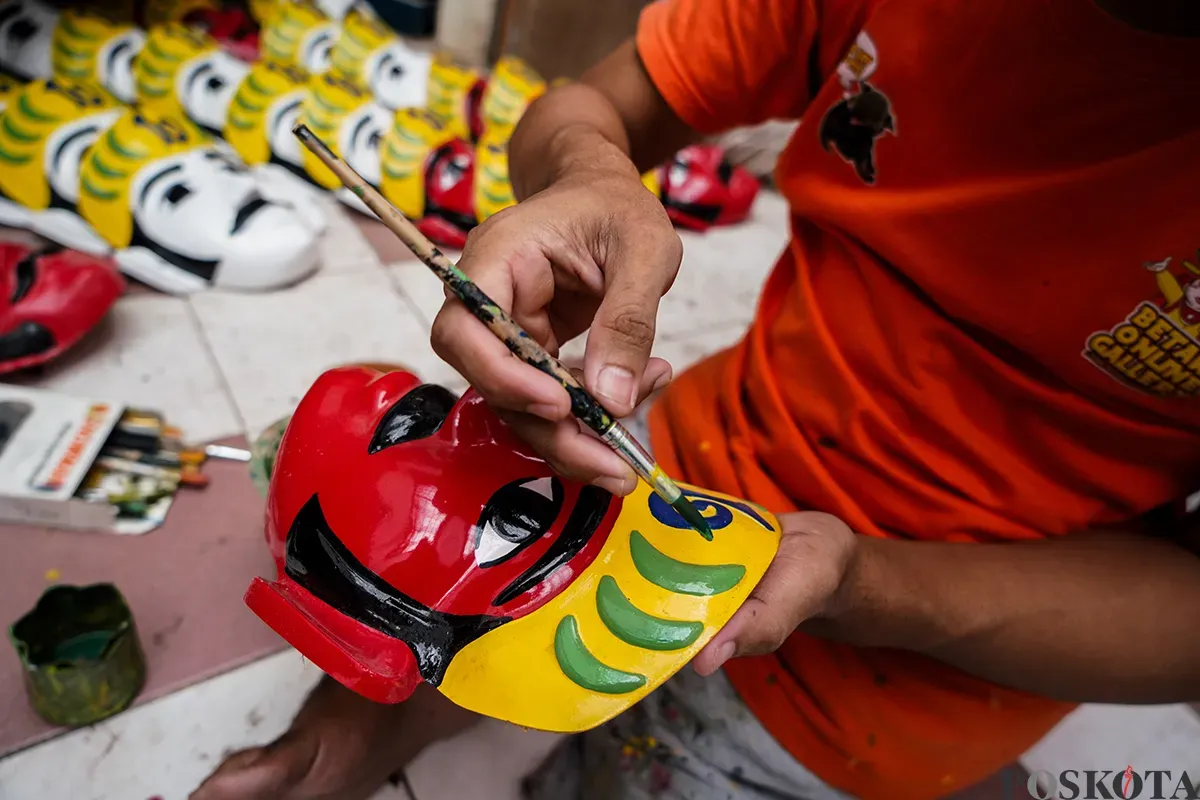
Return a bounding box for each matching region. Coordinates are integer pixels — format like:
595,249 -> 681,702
81,175 -> 119,200
245,72 -> 273,97
90,154 -> 127,178
228,115 -> 255,130
137,84 -> 170,98
52,39 -> 91,62
554,616 -> 646,695
143,37 -> 179,64
264,43 -> 292,61
233,93 -> 266,113
311,91 -> 346,115
104,128 -> 144,160
595,576 -> 702,651
139,59 -> 173,78
58,16 -> 100,41
58,64 -> 92,79
18,95 -> 60,123
629,531 -> 745,597
481,188 -> 512,205
1,115 -> 38,143
0,146 -> 31,165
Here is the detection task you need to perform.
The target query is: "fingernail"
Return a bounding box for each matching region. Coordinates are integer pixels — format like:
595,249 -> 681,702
596,365 -> 636,408
526,402 -> 562,420
650,369 -> 672,395
593,474 -> 636,496
711,641 -> 736,671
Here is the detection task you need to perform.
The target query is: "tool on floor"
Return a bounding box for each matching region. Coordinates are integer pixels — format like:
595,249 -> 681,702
293,123 -> 714,540
9,583 -> 146,727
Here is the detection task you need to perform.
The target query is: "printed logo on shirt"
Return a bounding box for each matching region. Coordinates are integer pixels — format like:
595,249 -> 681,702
1083,252 -> 1200,397
819,31 -> 896,185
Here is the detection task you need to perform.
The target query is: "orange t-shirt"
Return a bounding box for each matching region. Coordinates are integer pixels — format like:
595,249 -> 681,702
640,0 -> 1200,797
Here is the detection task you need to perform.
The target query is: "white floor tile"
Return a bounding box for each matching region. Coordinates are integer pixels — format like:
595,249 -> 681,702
1020,703 -> 1200,775
0,651 -> 377,800
316,197 -> 387,276
191,268 -> 462,438
658,191 -> 789,339
10,294 -> 242,444
385,252 -> 460,330
406,720 -> 563,800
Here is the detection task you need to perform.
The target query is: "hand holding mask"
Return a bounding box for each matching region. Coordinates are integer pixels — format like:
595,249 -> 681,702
246,365 -> 781,732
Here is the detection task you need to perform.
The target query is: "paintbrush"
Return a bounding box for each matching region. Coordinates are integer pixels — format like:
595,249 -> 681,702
293,123 -> 714,540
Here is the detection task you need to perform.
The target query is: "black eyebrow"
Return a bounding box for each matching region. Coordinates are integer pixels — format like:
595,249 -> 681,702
51,124 -> 100,172
184,62 -> 214,96
105,39 -> 133,78
138,163 -> 183,207
0,5 -> 22,28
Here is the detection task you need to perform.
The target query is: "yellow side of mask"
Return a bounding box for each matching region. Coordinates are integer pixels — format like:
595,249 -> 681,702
439,481 -> 780,733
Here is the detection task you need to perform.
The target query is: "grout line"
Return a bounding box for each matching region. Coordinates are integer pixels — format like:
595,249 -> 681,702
185,298 -> 250,441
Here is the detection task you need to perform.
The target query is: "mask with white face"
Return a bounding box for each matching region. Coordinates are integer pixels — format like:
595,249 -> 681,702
130,147 -> 318,290
0,0 -> 57,80
365,40 -> 431,111
177,49 -> 250,134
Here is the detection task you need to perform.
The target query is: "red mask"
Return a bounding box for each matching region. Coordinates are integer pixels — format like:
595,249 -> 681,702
246,366 -> 620,704
0,244 -> 125,374
417,140 -> 477,249
188,8 -> 261,63
654,145 -> 760,232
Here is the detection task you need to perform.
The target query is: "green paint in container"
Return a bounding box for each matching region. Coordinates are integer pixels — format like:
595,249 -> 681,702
9,583 -> 146,727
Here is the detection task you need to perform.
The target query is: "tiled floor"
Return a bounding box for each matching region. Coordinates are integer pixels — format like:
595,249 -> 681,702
1,192 -> 1198,799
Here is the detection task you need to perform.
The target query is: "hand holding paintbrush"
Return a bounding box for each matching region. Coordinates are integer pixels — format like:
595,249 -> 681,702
293,124 -> 713,539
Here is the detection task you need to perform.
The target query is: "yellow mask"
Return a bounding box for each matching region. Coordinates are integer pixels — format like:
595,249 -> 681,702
297,70 -> 389,191
379,106 -> 458,220
49,9 -> 144,104
439,479 -> 780,731
473,123 -> 515,223
260,0 -> 337,75
0,79 -> 122,214
479,55 -> 545,136
223,60 -> 310,169
326,7 -> 432,112
426,52 -> 482,141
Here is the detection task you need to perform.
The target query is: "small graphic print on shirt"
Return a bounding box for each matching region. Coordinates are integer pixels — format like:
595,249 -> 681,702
819,31 -> 896,185
1083,252 -> 1200,398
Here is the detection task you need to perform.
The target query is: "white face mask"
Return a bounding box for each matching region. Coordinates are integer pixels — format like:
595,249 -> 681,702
0,0 -> 57,80
131,148 -> 317,288
44,109 -> 123,206
298,23 -> 337,74
96,28 -> 145,105
266,89 -> 308,169
177,50 -> 250,133
338,102 -> 390,187
366,41 -> 431,111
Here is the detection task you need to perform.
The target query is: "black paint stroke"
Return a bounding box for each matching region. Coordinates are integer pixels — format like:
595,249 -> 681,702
284,494 -> 509,686
492,485 -> 612,607
367,383 -> 457,454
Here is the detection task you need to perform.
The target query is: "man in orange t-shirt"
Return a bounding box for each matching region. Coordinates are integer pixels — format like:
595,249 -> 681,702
195,1 -> 1200,799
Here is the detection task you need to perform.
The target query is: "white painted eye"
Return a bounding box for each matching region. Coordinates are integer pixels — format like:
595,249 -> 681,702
473,477 -> 563,567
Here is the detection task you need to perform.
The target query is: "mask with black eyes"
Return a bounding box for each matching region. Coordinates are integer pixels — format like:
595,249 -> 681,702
0,242 -> 124,374
247,365 -> 781,733
643,144 -> 761,232
0,0 -> 56,81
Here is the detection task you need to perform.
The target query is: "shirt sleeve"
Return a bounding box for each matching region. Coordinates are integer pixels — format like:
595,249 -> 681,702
635,0 -> 839,135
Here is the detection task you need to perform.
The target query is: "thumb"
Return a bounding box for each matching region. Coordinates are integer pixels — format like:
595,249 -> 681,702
584,237 -> 680,416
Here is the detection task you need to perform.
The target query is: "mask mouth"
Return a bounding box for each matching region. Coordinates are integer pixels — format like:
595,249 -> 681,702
283,493 -> 510,686
230,194 -> 271,234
